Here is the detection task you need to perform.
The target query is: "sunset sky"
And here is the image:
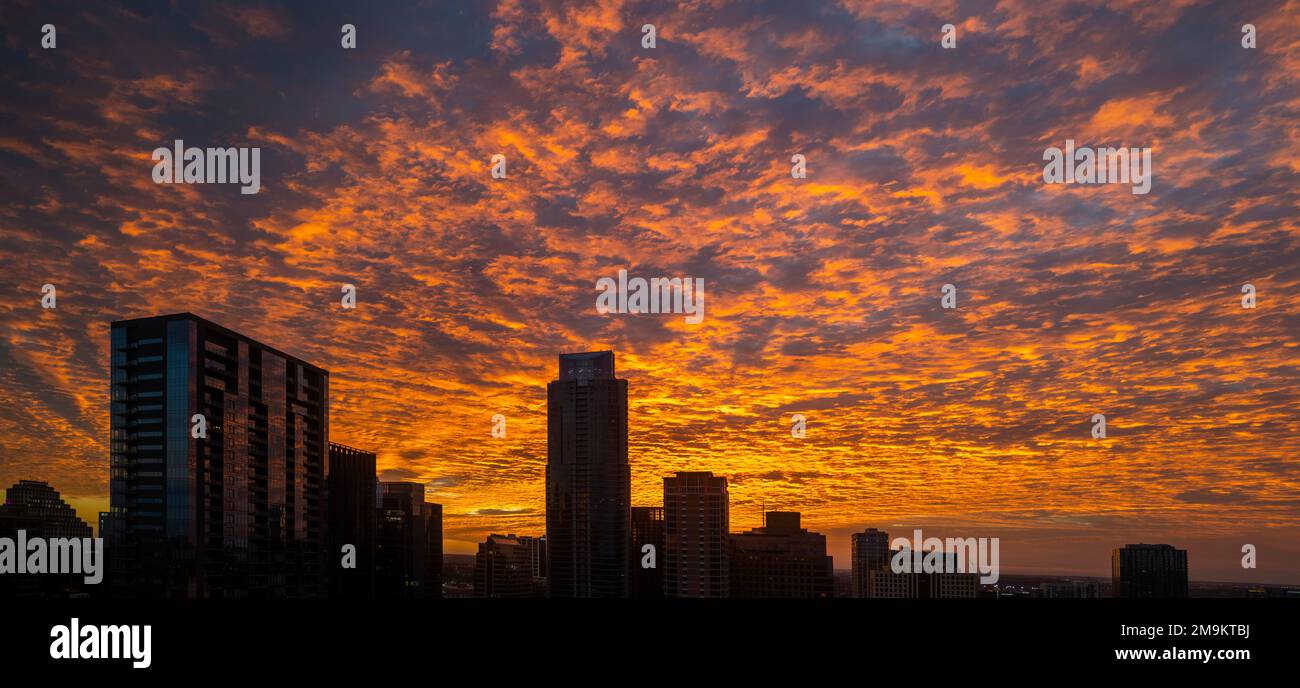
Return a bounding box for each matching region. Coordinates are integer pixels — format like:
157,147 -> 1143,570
1,0 -> 1297,583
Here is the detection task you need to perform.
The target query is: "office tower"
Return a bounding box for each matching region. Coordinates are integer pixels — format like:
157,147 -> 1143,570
0,480 -> 94,598
1112,544 -> 1189,598
474,534 -> 540,598
729,511 -> 833,598
375,482 -> 442,598
0,480 -> 93,538
328,443 -> 376,598
545,351 -> 630,598
520,534 -> 547,582
663,471 -> 729,598
851,527 -> 891,598
427,502 -> 443,598
108,313 -> 328,598
630,506 -> 665,598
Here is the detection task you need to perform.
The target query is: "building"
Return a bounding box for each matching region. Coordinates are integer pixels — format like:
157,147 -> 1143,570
108,313 -> 329,598
0,480 -> 93,539
728,511 -> 833,598
427,502 -> 443,597
545,351 -> 630,598
375,482 -> 442,598
630,506 -> 664,598
328,442 -> 376,598
521,534 -> 547,585
867,568 -> 917,598
474,534 -> 541,598
0,480 -> 94,597
850,527 -> 891,598
1112,544 -> 1188,598
663,471 -> 728,598
865,550 -> 979,599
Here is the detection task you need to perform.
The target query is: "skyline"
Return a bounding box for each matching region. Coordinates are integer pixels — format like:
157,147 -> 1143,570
2,311 -> 1294,586
1,0 -> 1298,585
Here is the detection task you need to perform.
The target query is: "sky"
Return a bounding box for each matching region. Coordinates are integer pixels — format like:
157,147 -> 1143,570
0,0 -> 1297,584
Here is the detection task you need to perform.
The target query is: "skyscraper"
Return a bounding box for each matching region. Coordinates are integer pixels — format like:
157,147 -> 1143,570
729,511 -> 833,598
664,471 -> 729,598
1112,544 -> 1188,598
474,534 -> 539,598
0,480 -> 94,598
108,313 -> 328,598
328,442 -> 376,598
0,480 -> 93,539
851,527 -> 891,598
375,482 -> 442,598
630,506 -> 664,598
427,501 -> 444,598
546,351 -> 630,598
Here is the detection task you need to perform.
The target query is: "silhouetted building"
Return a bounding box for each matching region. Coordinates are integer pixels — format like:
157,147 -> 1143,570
729,511 -> 833,598
1112,544 -> 1188,598
474,534 -> 539,598
851,527 -> 891,598
664,471 -> 728,598
521,534 -> 547,583
0,480 -> 92,538
546,351 -> 630,598
108,313 -> 328,598
0,480 -> 94,597
866,550 -> 979,598
630,506 -> 664,598
328,443 -> 376,598
427,502 -> 443,597
377,481 -> 441,598
375,482 -> 442,598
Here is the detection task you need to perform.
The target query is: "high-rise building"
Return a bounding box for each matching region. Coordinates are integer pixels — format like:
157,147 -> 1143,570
1112,544 -> 1188,598
545,351 -> 630,598
728,511 -> 833,598
865,550 -> 980,598
630,506 -> 664,598
0,480 -> 93,538
328,442 -> 376,598
108,313 -> 328,598
663,471 -> 728,598
375,482 -> 442,598
474,534 -> 541,598
0,480 -> 94,597
521,534 -> 547,584
851,527 -> 891,598
427,502 -> 443,598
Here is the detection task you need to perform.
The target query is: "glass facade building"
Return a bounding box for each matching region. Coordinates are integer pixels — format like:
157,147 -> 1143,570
545,351 -> 630,598
108,313 -> 328,597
